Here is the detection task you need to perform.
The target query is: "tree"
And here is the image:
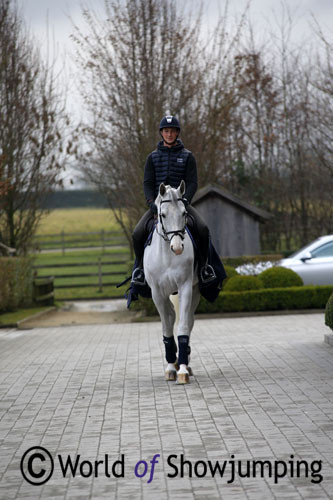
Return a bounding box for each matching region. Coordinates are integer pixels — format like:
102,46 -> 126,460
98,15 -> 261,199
0,0 -> 68,254
72,0 -> 207,254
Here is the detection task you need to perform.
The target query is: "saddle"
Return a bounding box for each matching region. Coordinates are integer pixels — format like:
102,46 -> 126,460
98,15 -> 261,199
118,225 -> 226,308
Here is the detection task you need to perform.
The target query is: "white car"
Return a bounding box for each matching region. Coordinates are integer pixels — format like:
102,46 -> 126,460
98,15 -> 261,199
280,235 -> 333,285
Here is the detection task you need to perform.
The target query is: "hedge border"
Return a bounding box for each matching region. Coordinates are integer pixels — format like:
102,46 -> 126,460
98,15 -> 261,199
196,286 -> 333,314
133,285 -> 333,316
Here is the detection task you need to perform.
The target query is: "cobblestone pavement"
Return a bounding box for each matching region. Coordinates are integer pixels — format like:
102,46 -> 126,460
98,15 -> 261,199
0,313 -> 332,500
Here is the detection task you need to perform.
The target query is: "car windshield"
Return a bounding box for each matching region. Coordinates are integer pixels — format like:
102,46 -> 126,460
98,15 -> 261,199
311,241 -> 333,258
288,243 -> 314,259
288,239 -> 333,259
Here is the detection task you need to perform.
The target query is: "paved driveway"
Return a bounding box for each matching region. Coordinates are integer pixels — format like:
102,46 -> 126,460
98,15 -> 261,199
0,314 -> 332,499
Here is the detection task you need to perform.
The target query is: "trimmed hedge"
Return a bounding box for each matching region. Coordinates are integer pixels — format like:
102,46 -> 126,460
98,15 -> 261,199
224,275 -> 263,292
132,285 -> 333,316
259,266 -> 303,288
222,265 -> 239,289
325,292 -> 333,331
196,286 -> 333,314
0,257 -> 34,312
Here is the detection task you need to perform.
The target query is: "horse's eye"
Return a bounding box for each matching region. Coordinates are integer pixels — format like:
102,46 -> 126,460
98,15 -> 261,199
161,213 -> 166,218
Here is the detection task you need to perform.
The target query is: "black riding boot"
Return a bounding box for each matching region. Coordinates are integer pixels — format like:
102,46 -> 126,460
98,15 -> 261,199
131,210 -> 153,285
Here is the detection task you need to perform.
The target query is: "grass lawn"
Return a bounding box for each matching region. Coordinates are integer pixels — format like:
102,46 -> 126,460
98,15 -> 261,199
36,208 -> 125,235
0,307 -> 53,327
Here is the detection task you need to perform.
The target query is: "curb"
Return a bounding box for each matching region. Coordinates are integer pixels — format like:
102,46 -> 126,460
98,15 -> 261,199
324,333 -> 333,346
17,307 -> 57,329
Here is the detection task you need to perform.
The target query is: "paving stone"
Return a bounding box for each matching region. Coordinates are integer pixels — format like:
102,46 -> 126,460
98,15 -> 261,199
0,314 -> 332,499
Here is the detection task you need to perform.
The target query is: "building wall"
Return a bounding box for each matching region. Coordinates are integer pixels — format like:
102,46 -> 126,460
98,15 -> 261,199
193,195 -> 261,257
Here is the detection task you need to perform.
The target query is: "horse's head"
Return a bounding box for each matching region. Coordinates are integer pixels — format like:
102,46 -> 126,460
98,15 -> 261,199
156,181 -> 187,255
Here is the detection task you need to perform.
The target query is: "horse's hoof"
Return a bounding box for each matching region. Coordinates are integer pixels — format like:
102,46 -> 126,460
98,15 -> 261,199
177,372 -> 190,384
165,370 -> 177,381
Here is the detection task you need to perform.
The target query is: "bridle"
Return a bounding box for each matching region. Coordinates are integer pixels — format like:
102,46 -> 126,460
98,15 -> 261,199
156,198 -> 187,243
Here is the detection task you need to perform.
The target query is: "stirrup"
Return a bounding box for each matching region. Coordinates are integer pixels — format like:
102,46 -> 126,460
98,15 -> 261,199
131,267 -> 146,285
200,264 -> 216,284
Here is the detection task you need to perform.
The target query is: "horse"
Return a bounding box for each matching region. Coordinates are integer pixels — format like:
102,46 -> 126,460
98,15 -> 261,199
143,180 -> 200,384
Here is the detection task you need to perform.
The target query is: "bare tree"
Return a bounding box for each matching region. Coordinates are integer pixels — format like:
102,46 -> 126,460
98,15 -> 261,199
0,0 -> 69,254
71,0 -> 208,254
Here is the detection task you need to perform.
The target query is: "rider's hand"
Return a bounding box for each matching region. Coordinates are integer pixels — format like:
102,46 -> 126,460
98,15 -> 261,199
149,201 -> 158,215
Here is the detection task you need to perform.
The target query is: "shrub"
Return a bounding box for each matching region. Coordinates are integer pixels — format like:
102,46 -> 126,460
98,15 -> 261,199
133,285 -> 333,316
325,292 -> 333,331
259,266 -> 303,288
0,257 -> 34,312
196,286 -> 333,314
223,275 -> 263,292
222,265 -> 239,289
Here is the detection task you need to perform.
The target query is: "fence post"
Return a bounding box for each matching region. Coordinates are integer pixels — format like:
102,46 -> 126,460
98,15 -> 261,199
101,229 -> 105,253
61,231 -> 65,256
98,257 -> 103,292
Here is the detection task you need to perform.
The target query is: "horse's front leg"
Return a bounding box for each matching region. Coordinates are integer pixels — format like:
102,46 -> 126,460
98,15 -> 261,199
151,288 -> 178,380
176,281 -> 193,384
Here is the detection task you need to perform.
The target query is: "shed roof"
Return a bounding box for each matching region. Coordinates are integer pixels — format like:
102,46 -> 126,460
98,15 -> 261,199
192,185 -> 272,221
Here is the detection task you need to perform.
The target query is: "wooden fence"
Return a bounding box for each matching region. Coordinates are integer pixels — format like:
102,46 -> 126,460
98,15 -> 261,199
33,230 -> 128,254
33,256 -> 131,299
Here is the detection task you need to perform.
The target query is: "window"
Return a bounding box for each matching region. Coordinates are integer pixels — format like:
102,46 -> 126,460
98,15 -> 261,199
311,242 -> 333,258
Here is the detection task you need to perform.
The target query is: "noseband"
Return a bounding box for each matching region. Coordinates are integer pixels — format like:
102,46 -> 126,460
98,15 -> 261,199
156,198 -> 187,243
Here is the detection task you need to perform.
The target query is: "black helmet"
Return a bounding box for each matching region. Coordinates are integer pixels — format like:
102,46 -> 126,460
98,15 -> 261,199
159,115 -> 180,131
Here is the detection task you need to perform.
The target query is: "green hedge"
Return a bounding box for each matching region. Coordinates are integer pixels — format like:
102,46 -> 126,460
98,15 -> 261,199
259,266 -> 303,288
224,275 -> 263,292
325,292 -> 333,331
0,257 -> 34,312
196,286 -> 333,314
222,265 -> 239,289
132,286 -> 333,316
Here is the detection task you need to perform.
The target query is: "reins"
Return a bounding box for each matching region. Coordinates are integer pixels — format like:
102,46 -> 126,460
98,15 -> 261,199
156,198 -> 187,243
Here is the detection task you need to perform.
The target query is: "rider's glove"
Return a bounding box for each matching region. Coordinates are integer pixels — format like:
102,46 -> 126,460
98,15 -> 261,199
148,200 -> 158,215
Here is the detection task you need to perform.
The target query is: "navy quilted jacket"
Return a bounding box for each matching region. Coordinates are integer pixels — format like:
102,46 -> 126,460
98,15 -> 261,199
143,140 -> 198,205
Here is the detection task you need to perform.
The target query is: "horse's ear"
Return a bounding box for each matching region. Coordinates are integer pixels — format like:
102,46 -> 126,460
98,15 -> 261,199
178,180 -> 185,196
159,183 -> 166,196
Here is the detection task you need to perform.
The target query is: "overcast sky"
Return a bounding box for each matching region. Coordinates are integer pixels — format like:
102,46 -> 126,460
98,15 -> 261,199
16,0 -> 333,187
17,0 -> 333,109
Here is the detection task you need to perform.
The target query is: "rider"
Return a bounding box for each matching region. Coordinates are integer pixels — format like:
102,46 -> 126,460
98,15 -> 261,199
131,115 -> 216,285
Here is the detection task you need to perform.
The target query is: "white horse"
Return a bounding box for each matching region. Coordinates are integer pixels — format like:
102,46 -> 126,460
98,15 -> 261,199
143,181 -> 200,384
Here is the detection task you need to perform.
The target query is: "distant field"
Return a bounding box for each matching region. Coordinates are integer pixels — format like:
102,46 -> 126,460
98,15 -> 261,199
36,208 -> 124,235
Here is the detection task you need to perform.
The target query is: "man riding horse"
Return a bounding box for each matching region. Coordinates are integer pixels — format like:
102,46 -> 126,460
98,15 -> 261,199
132,115 -> 216,286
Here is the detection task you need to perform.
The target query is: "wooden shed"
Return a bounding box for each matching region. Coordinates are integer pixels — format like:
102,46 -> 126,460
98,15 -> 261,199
192,185 -> 272,257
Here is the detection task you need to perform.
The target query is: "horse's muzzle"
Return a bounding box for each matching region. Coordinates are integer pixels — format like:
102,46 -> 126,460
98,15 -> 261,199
171,243 -> 184,255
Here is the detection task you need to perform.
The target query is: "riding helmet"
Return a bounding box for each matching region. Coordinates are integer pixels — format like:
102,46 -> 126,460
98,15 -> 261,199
159,115 -> 181,131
